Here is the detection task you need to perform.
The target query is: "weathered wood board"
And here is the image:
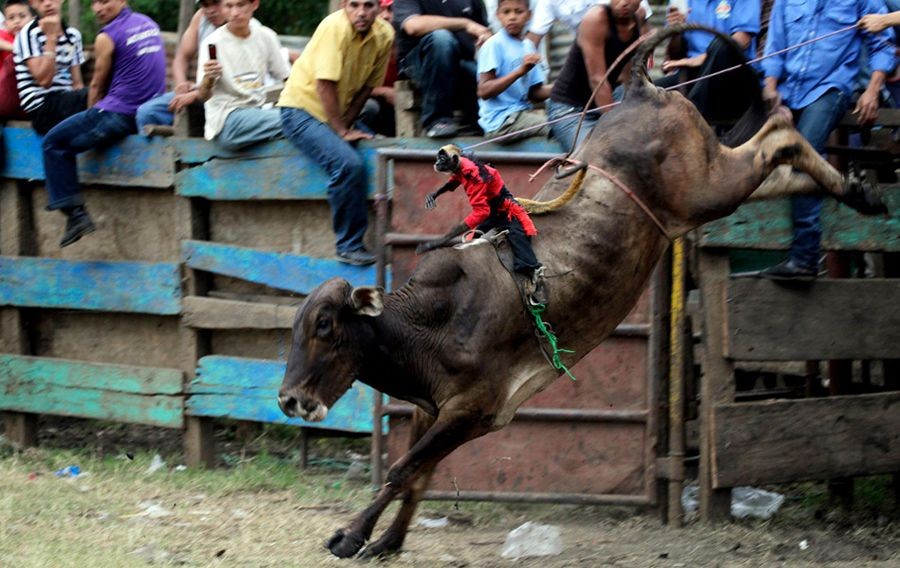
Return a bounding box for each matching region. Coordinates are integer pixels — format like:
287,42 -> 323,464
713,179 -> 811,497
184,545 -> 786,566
182,240 -> 383,294
0,354 -> 183,427
1,127 -> 174,187
0,256 -> 181,314
182,296 -> 299,329
187,355 -> 378,433
712,392 -> 900,488
725,278 -> 900,360
699,186 -> 900,251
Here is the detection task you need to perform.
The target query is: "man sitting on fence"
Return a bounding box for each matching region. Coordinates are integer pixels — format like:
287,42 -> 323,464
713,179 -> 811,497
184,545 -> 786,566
135,0 -> 228,133
278,0 -> 393,266
196,0 -> 290,150
41,0 -> 166,247
13,0 -> 86,134
394,0 -> 491,138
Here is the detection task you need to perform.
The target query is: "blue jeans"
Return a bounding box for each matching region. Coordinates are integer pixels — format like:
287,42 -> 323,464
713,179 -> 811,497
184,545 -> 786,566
135,92 -> 175,133
280,107 -> 368,253
402,29 -> 478,128
546,99 -> 598,150
217,107 -> 284,151
43,108 -> 136,210
789,88 -> 849,269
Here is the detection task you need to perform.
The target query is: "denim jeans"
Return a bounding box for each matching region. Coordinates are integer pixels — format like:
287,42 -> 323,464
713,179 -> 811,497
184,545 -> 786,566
546,99 -> 598,150
789,88 -> 849,269
135,92 -> 175,133
280,107 -> 368,253
402,29 -> 478,128
217,107 -> 284,151
43,108 -> 137,210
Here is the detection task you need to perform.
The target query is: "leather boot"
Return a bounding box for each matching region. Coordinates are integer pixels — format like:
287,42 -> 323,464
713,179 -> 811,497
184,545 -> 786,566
60,206 -> 96,248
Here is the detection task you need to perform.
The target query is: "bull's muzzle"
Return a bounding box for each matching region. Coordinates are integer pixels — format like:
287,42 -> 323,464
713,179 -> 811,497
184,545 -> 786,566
278,392 -> 329,422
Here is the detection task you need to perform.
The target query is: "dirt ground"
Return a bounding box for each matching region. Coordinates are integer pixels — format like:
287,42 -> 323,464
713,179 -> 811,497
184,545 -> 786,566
1,419 -> 898,567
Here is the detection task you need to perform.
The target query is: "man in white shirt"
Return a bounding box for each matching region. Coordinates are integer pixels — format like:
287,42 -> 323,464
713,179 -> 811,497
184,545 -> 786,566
196,0 -> 290,150
525,0 -> 652,45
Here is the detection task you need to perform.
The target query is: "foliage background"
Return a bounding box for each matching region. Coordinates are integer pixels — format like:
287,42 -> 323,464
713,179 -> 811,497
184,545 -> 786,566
72,0 -> 331,43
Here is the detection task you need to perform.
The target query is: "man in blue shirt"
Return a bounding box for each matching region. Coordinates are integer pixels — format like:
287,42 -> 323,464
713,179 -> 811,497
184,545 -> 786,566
758,0 -> 894,280
658,0 -> 761,125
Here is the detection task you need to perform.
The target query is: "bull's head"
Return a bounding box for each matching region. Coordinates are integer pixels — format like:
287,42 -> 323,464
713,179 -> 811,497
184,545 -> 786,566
277,278 -> 384,422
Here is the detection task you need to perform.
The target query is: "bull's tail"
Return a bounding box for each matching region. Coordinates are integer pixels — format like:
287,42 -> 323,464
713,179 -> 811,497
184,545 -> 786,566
630,23 -> 748,92
518,168 -> 587,215
628,23 -> 767,146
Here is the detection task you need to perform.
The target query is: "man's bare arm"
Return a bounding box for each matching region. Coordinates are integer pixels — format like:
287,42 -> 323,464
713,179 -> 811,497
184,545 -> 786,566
402,14 -> 490,45
172,10 -> 203,89
71,64 -> 84,89
579,10 -> 613,108
88,33 -> 114,108
344,86 -> 374,126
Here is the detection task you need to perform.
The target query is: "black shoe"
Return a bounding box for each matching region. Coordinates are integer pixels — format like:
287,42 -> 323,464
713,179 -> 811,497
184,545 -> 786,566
336,248 -> 376,266
60,207 -> 96,248
756,259 -> 817,282
425,119 -> 459,139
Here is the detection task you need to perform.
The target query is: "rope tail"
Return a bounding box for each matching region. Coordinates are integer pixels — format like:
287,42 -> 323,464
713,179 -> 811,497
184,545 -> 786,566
518,168 -> 587,215
529,303 -> 576,381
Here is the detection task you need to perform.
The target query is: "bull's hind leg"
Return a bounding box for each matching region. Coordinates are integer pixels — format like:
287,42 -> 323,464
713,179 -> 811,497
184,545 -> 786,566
325,403 -> 487,559
747,120 -> 886,214
358,409 -> 437,559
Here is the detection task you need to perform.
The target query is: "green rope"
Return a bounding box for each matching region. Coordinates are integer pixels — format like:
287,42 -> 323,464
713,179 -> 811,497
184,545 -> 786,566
529,303 -> 577,381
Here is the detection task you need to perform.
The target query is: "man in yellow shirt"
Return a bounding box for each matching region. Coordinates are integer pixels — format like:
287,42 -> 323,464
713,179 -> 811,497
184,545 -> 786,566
279,0 -> 394,265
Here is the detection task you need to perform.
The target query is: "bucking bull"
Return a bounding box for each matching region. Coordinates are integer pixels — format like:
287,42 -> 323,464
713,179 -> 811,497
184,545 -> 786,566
278,25 -> 887,559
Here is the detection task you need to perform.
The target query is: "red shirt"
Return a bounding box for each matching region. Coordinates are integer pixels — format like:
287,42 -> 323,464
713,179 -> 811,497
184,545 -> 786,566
450,157 -> 505,230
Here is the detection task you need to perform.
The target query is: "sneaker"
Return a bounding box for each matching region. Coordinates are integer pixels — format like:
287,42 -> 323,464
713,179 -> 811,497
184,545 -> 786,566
756,259 -> 817,282
425,119 -> 459,139
336,248 -> 376,266
60,207 -> 96,248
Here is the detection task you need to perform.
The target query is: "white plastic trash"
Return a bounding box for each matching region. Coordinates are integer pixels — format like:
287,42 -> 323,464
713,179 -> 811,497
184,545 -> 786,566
500,522 -> 563,559
681,483 -> 784,519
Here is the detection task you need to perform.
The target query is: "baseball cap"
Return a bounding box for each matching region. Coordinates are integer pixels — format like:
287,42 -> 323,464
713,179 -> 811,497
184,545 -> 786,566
380,0 -> 393,7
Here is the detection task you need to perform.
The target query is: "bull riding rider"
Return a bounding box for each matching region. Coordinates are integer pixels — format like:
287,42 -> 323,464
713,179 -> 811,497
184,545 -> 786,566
417,144 -> 547,304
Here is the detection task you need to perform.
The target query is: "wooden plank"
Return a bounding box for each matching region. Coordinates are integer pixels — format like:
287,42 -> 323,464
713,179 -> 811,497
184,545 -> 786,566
0,257 -> 181,314
182,240 -> 382,294
696,251 -> 733,521
839,108 -> 900,127
711,392 -> 900,487
186,356 -> 377,433
0,355 -> 184,428
698,186 -> 900,251
1,127 -> 175,188
182,296 -> 299,329
725,278 -> 900,360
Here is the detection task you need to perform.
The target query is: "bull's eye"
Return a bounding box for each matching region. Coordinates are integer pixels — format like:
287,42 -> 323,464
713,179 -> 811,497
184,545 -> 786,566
315,317 -> 332,338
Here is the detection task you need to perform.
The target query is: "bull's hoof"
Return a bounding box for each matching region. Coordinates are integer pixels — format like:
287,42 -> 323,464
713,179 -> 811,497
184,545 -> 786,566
841,173 -> 888,215
358,539 -> 403,561
325,528 -> 366,558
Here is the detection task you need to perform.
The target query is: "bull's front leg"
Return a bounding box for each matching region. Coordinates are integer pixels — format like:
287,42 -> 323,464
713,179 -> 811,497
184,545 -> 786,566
325,406 -> 487,558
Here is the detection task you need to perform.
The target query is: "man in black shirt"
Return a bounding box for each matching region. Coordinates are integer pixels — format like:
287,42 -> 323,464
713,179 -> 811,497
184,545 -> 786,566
394,0 -> 491,138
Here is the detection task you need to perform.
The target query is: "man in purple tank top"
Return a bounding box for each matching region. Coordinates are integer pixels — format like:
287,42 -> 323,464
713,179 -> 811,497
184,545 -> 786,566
41,0 -> 166,247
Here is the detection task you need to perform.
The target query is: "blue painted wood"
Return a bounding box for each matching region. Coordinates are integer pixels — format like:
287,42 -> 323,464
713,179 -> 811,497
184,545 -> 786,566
175,136 -> 564,199
0,256 -> 181,314
0,355 -> 183,428
182,240 -> 385,295
1,126 -> 174,187
187,356 -> 380,433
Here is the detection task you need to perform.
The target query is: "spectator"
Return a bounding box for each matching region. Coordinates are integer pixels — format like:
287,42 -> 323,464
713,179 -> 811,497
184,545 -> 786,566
278,0 -> 393,266
195,0 -> 290,151
394,0 -> 491,138
476,0 -> 550,143
136,0 -> 227,133
359,0 -> 398,136
757,0 -> 894,281
13,0 -> 85,134
42,0 -> 166,247
658,0 -> 761,126
525,0 -> 653,47
547,0 -> 647,149
0,0 -> 30,119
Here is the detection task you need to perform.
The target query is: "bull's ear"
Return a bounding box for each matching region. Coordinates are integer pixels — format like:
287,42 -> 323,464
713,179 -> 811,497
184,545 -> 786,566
349,286 -> 384,317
